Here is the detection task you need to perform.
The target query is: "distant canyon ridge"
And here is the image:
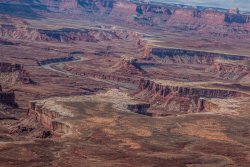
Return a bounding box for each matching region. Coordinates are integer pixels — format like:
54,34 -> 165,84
0,0 -> 250,39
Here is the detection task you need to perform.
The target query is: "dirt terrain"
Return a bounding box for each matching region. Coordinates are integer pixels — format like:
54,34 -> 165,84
0,0 -> 250,166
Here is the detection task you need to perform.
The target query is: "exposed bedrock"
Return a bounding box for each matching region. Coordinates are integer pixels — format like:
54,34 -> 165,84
143,47 -> 250,81
127,103 -> 151,116
0,62 -> 23,72
112,56 -> 146,76
0,62 -> 33,86
135,79 -> 248,115
2,0 -> 250,38
0,24 -> 142,43
29,101 -> 70,134
143,48 -> 246,65
165,8 -> 250,37
5,0 -> 250,37
210,62 -> 249,80
196,98 -> 220,113
139,79 -> 247,98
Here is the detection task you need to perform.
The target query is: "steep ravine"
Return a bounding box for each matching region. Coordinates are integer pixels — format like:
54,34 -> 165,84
143,47 -> 250,81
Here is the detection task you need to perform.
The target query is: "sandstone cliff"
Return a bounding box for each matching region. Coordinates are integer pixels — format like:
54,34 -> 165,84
112,56 -> 146,76
210,61 -> 249,80
29,101 -> 70,134
143,48 -> 246,65
0,23 -> 141,43
0,85 -> 16,106
135,79 -> 248,115
0,62 -> 33,86
3,0 -> 250,38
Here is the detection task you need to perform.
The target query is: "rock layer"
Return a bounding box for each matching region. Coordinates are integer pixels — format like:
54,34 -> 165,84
211,62 -> 249,80
0,24 -> 141,43
29,101 -> 70,134
144,48 -> 246,65
135,79 -> 248,115
0,62 -> 32,85
112,56 -> 146,76
2,0 -> 250,38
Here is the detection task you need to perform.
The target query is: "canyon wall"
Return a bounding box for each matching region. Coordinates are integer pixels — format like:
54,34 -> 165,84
112,56 -> 146,76
135,79 -> 248,115
80,71 -> 140,85
0,24 -> 141,43
0,62 -> 33,85
210,62 -> 249,80
139,79 -> 246,98
38,56 -> 76,66
10,0 -> 249,37
0,90 -> 16,106
29,101 -> 70,134
144,48 -> 246,65
143,47 -> 250,81
2,0 -> 250,38
127,103 -> 151,116
196,98 -> 220,112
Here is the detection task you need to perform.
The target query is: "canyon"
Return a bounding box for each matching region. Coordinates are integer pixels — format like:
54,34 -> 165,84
135,79 -> 249,115
2,0 -> 250,38
0,85 -> 16,106
0,0 -> 250,167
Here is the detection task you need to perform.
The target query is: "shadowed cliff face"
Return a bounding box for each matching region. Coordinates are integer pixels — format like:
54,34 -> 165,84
225,13 -> 250,24
144,48 -> 246,65
138,79 -> 248,99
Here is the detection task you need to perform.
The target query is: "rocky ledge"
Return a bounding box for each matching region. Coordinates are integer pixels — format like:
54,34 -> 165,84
134,79 -> 249,115
29,101 -> 71,135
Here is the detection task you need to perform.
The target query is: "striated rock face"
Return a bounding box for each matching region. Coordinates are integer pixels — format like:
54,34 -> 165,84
144,48 -> 246,65
2,0 -> 250,38
139,79 -> 246,98
0,24 -> 141,43
42,0 -> 79,12
29,101 -> 70,134
8,0 -> 250,37
112,56 -> 146,76
0,62 -> 33,86
166,8 -> 250,37
135,79 -> 248,115
167,8 -> 226,28
38,56 -> 76,66
211,62 -> 249,80
196,98 -> 220,112
143,47 -> 250,81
